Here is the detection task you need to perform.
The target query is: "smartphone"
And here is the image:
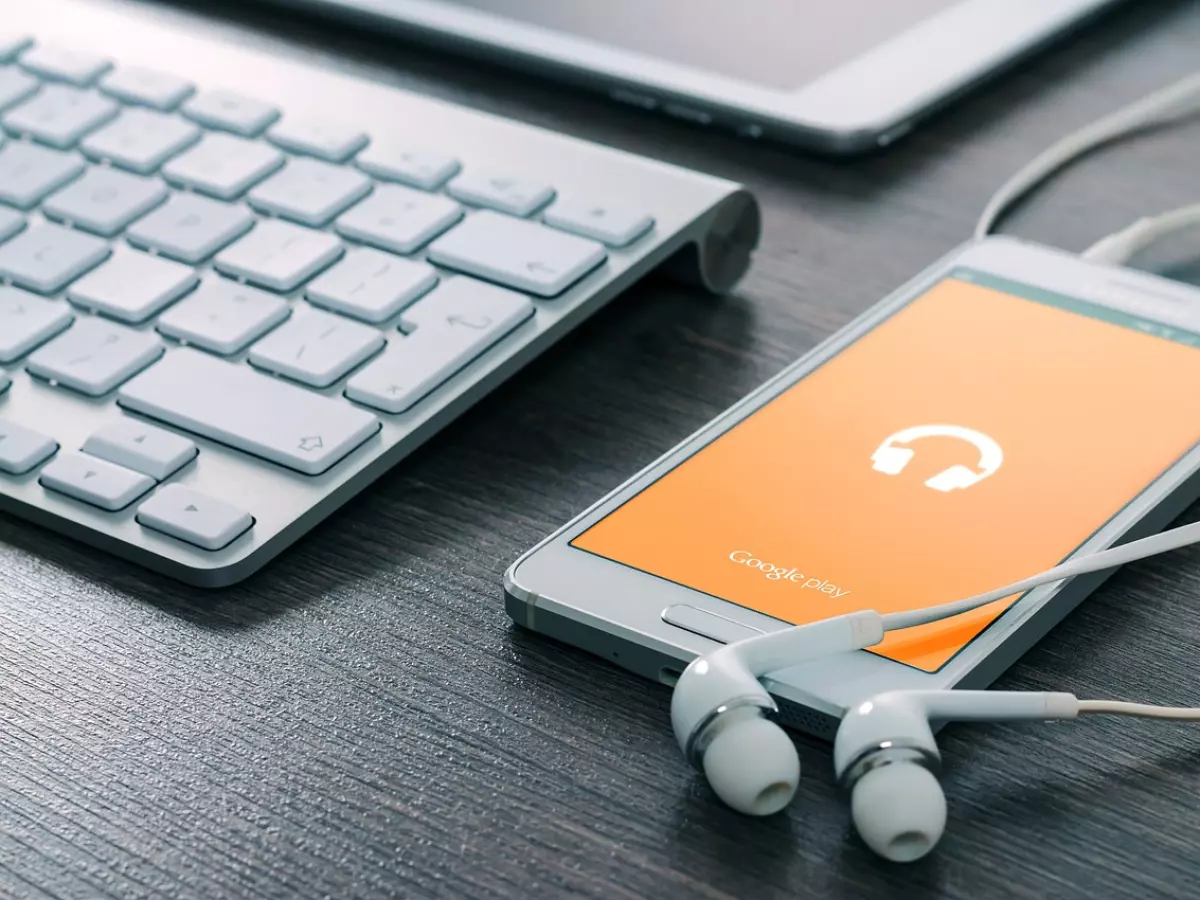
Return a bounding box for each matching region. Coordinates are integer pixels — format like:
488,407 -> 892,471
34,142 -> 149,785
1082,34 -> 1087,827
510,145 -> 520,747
505,237 -> 1200,738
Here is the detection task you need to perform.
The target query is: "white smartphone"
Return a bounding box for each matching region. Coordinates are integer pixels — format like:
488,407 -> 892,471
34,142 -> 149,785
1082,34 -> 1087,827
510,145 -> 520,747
505,237 -> 1200,739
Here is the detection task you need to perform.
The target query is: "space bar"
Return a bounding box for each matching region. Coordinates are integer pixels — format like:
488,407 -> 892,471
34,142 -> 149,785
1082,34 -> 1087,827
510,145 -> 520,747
118,348 -> 381,476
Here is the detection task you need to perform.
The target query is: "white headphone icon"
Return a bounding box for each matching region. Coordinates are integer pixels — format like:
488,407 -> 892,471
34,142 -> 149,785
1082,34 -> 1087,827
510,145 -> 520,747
870,424 -> 1003,492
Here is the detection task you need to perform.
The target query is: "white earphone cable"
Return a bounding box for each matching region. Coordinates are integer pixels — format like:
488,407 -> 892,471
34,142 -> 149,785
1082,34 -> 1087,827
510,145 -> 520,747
1081,202 -> 1200,264
881,518 -> 1200,631
1077,700 -> 1200,720
974,72 -> 1200,241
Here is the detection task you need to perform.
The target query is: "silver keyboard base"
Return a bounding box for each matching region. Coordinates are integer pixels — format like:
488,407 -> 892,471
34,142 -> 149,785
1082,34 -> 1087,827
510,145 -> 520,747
0,0 -> 758,587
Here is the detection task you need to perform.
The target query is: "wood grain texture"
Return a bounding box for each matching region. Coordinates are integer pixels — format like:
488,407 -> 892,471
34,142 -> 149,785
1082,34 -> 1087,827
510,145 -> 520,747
4,1 -> 1200,897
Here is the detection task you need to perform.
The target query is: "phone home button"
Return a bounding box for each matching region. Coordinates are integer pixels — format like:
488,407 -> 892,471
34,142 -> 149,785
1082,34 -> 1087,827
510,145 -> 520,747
661,604 -> 763,645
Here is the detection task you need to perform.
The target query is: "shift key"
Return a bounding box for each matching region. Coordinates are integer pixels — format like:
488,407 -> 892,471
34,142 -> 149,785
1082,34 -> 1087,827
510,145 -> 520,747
118,348 -> 380,475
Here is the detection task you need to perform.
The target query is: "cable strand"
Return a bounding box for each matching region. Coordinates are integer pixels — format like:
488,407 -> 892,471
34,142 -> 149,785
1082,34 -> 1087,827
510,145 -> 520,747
1082,202 -> 1200,263
1078,700 -> 1200,721
974,72 -> 1200,240
881,519 -> 1200,631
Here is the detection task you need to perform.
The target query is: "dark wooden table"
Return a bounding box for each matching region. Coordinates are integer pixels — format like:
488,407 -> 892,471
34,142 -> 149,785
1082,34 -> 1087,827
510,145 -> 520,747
4,2 -> 1200,898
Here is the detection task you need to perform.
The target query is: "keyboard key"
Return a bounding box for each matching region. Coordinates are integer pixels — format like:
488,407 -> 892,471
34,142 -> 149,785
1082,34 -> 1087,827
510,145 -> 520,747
0,67 -> 39,112
182,89 -> 279,137
348,278 -> 533,413
0,207 -> 25,241
126,193 -> 254,264
334,184 -> 462,254
0,419 -> 57,475
67,250 -> 197,324
306,248 -> 437,324
247,158 -> 372,226
0,38 -> 34,64
267,119 -> 368,162
0,142 -> 85,209
543,197 -> 654,248
215,220 -> 343,292
27,318 -> 162,396
249,310 -> 385,388
100,66 -> 194,111
0,287 -> 73,363
428,210 -> 606,297
43,167 -> 168,236
0,223 -> 110,294
39,451 -> 154,511
137,484 -> 253,551
20,46 -> 112,86
398,276 -> 533,333
162,133 -> 283,199
81,108 -> 201,174
447,169 -> 554,217
83,419 -> 197,481
118,348 -> 381,476
2,85 -> 119,149
356,145 -> 459,191
157,278 -> 289,355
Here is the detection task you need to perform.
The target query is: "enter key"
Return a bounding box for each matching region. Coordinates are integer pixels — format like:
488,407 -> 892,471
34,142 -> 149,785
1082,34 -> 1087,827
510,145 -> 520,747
427,209 -> 606,297
345,276 -> 534,414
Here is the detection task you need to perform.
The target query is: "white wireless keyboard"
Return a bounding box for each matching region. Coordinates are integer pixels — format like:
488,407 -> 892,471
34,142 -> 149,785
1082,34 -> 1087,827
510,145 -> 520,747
0,0 -> 758,586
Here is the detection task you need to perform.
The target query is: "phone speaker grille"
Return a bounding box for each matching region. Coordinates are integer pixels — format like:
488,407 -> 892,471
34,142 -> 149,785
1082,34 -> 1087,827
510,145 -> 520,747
775,702 -> 838,741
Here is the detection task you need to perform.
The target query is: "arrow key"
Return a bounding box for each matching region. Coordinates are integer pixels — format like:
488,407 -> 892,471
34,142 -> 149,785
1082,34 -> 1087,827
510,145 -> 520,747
83,418 -> 197,480
137,484 -> 253,551
40,451 -> 154,511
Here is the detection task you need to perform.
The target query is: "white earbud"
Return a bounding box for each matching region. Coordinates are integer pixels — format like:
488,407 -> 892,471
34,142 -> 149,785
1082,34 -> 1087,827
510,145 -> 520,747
832,690 -> 1078,862
670,610 -> 884,814
834,690 -> 1200,861
669,518 -> 1200,841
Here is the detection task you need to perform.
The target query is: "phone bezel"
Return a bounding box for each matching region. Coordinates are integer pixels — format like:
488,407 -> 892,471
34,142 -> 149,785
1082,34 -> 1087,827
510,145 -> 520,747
505,236 -> 1200,722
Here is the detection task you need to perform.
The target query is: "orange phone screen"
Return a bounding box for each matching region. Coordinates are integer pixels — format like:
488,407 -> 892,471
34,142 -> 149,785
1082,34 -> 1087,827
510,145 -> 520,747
573,271 -> 1200,671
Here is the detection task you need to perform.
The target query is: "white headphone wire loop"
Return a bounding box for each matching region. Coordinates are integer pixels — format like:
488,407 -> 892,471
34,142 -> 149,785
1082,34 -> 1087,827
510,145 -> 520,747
975,72 -> 1200,241
881,519 -> 1200,631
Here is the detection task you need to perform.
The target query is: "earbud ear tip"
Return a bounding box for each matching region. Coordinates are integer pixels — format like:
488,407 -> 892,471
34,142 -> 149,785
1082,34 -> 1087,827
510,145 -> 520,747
701,716 -> 799,816
850,764 -> 946,863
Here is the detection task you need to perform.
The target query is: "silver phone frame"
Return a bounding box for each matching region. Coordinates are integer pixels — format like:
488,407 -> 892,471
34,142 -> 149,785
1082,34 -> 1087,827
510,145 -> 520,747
505,236 -> 1200,739
269,0 -> 1122,152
